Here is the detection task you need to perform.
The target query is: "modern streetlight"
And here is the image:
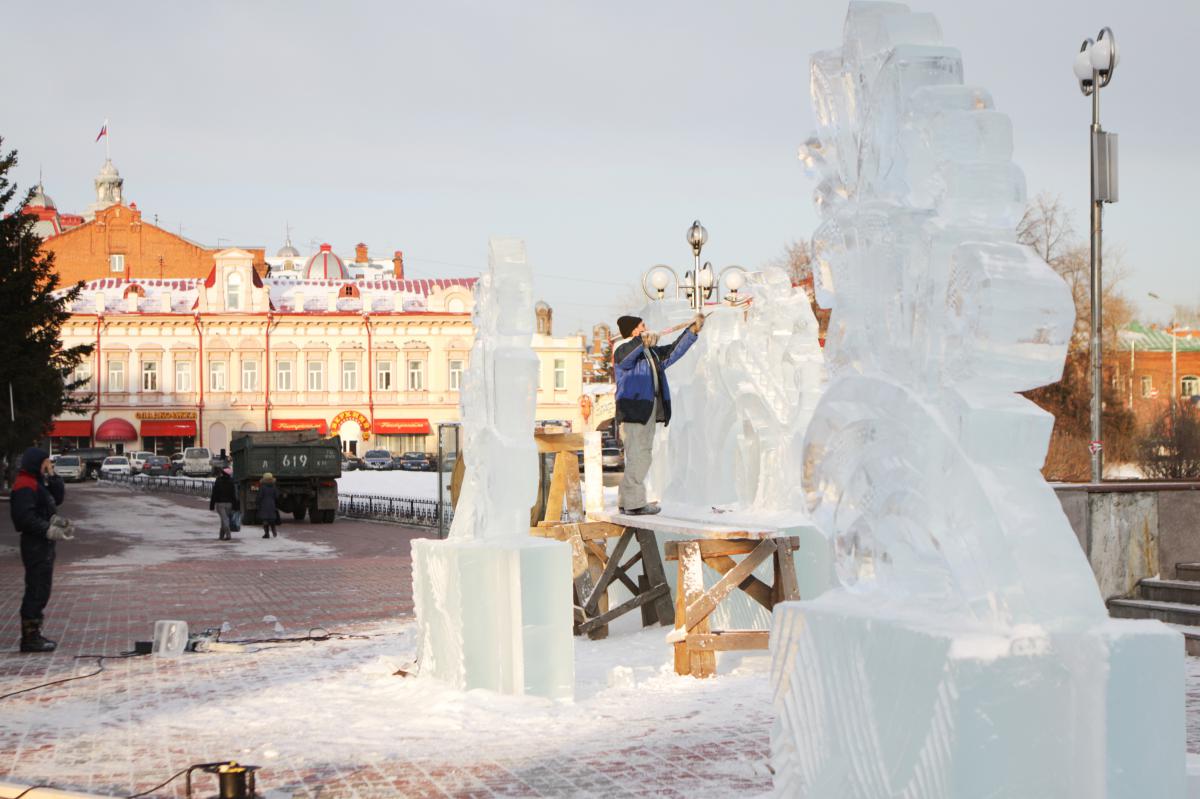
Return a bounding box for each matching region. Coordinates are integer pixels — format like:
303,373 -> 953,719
1074,27 -> 1120,483
642,220 -> 748,310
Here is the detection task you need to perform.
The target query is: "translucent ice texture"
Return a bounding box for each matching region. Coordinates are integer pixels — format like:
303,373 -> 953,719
772,3 -> 1185,795
448,238 -> 540,542
412,238 -> 574,698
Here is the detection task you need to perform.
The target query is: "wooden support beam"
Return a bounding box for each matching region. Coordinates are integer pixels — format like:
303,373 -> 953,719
666,539 -> 757,560
774,543 -> 801,603
584,529 -> 634,616
685,631 -> 770,652
637,528 -> 674,626
562,452 -> 584,520
576,584 -> 668,636
543,452 -> 572,524
683,539 -> 777,633
674,541 -> 716,678
535,432 -> 587,453
704,554 -> 774,610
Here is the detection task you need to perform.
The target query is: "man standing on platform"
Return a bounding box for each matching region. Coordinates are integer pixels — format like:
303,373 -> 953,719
613,313 -> 704,515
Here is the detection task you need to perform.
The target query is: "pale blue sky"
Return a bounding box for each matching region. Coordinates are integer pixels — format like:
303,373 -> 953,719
2,1 -> 1196,333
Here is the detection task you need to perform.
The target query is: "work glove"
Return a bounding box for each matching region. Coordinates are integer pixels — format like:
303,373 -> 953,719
47,514 -> 76,542
691,314 -> 705,334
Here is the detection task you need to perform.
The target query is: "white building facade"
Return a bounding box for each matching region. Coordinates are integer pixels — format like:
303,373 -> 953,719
51,248 -> 585,456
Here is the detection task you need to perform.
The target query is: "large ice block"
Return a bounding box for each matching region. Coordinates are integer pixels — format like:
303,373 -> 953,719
772,2 -> 1186,794
412,237 -> 573,698
771,597 -> 1184,798
412,537 -> 573,699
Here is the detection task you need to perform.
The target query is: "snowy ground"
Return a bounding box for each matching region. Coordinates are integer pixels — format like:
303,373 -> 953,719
335,469 -> 441,499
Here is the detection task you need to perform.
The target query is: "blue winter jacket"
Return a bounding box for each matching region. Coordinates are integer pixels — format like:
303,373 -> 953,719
614,328 -> 698,425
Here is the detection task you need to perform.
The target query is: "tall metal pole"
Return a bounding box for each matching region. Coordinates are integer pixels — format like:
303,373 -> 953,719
1089,84 -> 1104,482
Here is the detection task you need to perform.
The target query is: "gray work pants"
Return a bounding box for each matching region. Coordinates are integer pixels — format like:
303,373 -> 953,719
214,502 -> 233,538
618,418 -> 658,511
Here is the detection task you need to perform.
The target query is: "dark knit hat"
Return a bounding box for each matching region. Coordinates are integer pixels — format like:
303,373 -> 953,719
617,315 -> 643,339
20,447 -> 49,474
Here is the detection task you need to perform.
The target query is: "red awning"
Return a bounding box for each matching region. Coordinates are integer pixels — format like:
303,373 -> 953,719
271,419 -> 328,434
141,420 -> 197,437
374,418 -> 431,435
94,418 -> 138,442
50,420 -> 92,437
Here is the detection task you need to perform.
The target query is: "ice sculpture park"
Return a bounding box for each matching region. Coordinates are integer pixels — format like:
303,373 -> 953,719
767,3 -> 1184,797
411,237 -> 573,699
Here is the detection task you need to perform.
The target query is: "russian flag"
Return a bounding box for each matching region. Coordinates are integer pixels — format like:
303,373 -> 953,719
95,122 -> 107,143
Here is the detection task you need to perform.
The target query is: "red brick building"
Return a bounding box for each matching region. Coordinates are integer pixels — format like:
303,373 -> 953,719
1114,322 -> 1200,427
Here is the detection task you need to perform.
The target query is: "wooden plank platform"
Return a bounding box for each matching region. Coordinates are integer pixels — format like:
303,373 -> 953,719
587,507 -> 787,541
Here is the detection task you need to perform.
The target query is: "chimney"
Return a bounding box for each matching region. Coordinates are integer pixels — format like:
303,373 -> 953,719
393,250 -> 405,280
355,242 -> 369,264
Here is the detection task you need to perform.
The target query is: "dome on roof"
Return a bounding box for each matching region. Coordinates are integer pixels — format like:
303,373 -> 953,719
304,243 -> 349,280
277,241 -> 301,258
27,182 -> 55,209
98,159 -> 120,178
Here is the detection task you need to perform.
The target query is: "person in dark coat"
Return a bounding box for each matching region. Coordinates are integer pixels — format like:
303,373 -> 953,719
613,313 -> 704,515
258,472 -> 280,538
209,467 -> 240,540
10,446 -> 75,652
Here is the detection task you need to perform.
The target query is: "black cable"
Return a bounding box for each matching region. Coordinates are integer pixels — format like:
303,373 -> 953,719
216,625 -> 370,645
11,784 -> 53,799
0,652 -> 142,701
126,761 -> 220,799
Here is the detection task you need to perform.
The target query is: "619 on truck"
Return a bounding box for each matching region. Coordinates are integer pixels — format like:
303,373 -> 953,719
230,430 -> 342,524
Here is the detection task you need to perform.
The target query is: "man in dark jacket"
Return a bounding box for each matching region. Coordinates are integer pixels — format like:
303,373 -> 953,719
10,446 -> 74,652
613,313 -> 703,514
209,467 -> 240,540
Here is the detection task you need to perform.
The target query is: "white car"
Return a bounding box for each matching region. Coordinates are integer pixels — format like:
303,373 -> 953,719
182,447 -> 213,477
128,451 -> 154,471
100,456 -> 132,476
55,455 -> 84,482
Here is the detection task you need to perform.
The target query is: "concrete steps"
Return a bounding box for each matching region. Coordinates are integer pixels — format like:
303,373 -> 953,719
1106,564 -> 1200,653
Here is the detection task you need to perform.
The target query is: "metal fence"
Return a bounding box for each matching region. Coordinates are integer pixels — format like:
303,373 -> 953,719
99,472 -> 451,528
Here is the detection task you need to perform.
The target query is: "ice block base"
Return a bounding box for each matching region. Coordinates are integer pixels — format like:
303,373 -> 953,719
770,595 -> 1185,798
412,536 -> 574,699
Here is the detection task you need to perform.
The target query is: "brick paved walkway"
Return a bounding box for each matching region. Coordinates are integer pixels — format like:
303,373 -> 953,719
1,482 -> 773,798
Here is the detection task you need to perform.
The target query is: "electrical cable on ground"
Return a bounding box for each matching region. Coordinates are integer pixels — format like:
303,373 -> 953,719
0,652 -> 141,702
215,625 -> 370,645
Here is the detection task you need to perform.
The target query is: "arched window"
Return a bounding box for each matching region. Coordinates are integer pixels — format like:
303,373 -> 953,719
1182,375 -> 1200,398
226,273 -> 243,311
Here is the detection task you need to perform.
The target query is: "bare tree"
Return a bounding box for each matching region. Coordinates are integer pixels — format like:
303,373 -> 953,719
768,240 -> 813,286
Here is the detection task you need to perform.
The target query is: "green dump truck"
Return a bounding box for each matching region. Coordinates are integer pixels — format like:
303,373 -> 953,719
230,430 -> 342,524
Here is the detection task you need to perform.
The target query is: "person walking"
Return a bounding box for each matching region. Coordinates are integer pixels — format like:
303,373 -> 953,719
209,467 -> 240,540
613,312 -> 704,515
10,447 -> 76,652
258,472 -> 280,538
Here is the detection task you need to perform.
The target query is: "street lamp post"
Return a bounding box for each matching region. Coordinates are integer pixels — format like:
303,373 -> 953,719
642,220 -> 748,311
1074,27 -> 1119,483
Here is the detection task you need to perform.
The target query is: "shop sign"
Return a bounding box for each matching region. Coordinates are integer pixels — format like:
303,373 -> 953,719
135,411 -> 198,420
330,409 -> 372,441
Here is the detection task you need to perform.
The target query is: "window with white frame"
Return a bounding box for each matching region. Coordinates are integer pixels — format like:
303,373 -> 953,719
242,359 -> 259,391
341,360 -> 358,391
109,254 -> 125,273
210,360 -> 227,391
553,358 -> 566,390
376,359 -> 393,391
70,364 -> 92,391
226,273 -> 242,311
175,360 -> 191,392
448,359 -> 464,391
108,360 -> 125,392
141,360 -> 158,392
407,359 -> 425,391
1183,376 -> 1200,398
277,360 -> 293,391
1141,375 -> 1154,398
307,360 -> 324,391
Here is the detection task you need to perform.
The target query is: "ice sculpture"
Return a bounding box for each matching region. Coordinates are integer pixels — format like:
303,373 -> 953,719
770,4 -> 1184,796
411,238 -> 573,699
630,269 -> 825,520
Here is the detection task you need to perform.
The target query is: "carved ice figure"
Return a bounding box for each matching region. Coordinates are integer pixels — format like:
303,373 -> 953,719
635,270 -> 825,518
771,4 -> 1183,797
412,238 -> 573,699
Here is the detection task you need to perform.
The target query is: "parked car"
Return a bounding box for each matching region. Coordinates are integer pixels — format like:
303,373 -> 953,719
362,449 -> 394,471
601,447 -> 624,472
398,452 -> 435,471
142,455 -> 171,476
340,453 -> 363,471
169,453 -> 185,475
182,447 -> 213,477
100,456 -> 132,476
128,451 -> 154,472
73,447 -> 115,479
54,455 -> 84,482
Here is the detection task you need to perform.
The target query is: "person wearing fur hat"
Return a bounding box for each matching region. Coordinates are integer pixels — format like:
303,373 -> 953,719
258,472 -> 281,539
10,446 -> 74,652
613,312 -> 704,515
